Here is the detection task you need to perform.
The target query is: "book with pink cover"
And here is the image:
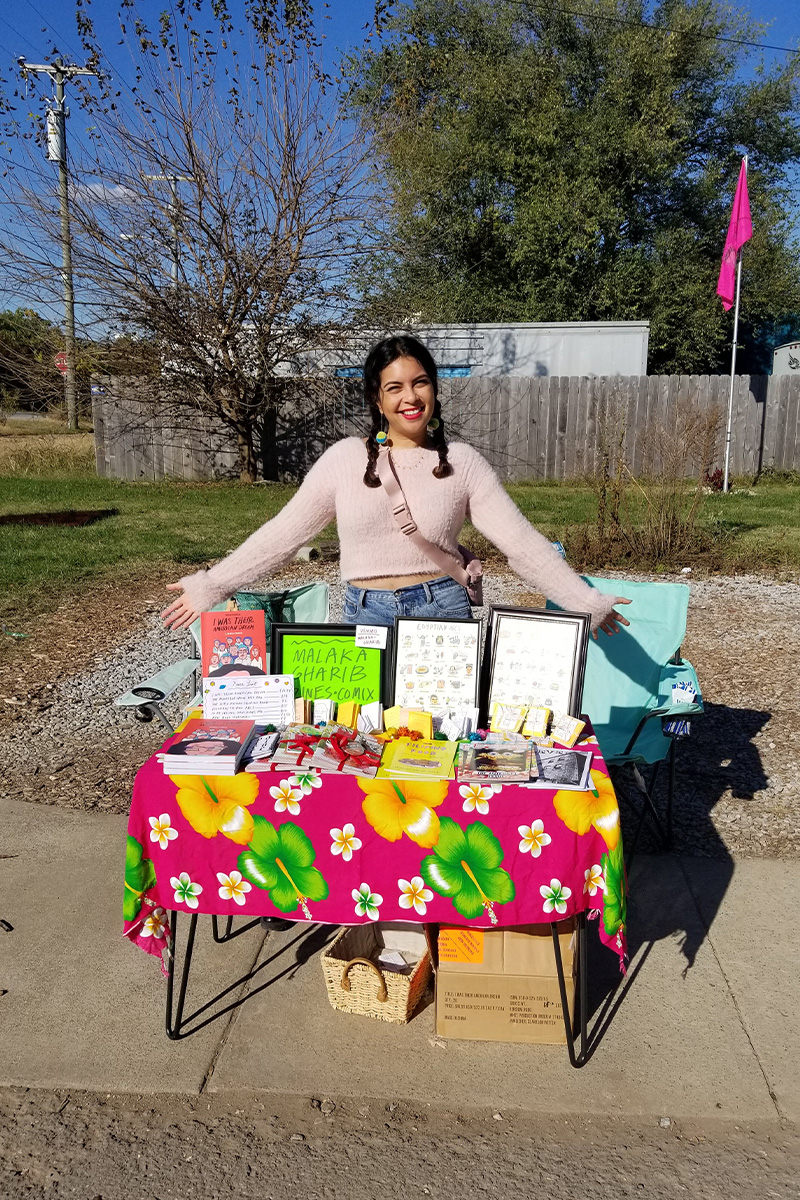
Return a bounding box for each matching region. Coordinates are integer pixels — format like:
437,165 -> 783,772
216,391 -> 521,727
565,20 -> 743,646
201,610 -> 267,676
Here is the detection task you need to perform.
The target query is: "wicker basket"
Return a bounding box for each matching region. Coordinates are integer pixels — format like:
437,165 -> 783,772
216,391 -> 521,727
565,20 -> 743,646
320,925 -> 432,1024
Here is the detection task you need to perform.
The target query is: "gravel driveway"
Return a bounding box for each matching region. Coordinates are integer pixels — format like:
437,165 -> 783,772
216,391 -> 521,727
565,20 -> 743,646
1,565 -> 796,859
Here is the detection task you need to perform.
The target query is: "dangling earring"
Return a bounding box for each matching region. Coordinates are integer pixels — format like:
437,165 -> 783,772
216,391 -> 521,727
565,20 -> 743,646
375,411 -> 388,445
427,417 -> 440,433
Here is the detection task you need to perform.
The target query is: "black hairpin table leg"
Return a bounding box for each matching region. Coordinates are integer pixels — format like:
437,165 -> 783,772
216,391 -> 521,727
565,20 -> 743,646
165,911 -> 264,1038
166,909 -> 197,1040
553,909 -> 588,1068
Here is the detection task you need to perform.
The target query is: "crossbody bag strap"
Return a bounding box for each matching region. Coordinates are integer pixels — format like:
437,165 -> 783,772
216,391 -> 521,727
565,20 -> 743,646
375,446 -> 472,588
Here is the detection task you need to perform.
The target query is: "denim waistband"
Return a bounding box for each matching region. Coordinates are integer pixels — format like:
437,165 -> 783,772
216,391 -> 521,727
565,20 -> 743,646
345,575 -> 455,603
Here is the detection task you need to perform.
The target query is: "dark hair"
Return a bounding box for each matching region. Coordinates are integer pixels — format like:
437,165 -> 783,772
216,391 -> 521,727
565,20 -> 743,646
167,738 -> 243,756
362,335 -> 453,487
208,663 -> 265,678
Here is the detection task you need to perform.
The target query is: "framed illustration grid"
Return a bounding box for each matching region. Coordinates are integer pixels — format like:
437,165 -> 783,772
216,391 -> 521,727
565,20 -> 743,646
483,607 -> 590,719
392,616 -> 482,711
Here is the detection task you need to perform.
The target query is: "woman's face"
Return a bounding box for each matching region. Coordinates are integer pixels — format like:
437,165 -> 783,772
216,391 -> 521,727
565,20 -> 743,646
185,739 -> 226,755
378,356 -> 436,447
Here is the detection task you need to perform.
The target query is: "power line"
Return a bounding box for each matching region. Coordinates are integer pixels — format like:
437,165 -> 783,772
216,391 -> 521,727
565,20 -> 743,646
20,0 -> 86,61
510,1 -> 799,55
0,14 -> 42,57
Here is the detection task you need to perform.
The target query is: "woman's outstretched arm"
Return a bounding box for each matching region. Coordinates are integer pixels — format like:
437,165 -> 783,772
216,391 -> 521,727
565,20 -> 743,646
462,447 -> 631,635
161,447 -> 339,630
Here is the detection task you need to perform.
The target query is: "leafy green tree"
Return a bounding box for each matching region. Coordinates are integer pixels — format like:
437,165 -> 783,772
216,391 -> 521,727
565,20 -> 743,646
0,308 -> 63,412
347,0 -> 800,372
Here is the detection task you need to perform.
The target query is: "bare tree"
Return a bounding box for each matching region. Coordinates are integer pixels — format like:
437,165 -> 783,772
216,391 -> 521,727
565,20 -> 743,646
0,3 -> 382,479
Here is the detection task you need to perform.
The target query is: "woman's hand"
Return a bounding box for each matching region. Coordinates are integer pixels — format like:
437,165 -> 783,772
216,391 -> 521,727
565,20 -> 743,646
593,597 -> 632,639
161,582 -> 201,632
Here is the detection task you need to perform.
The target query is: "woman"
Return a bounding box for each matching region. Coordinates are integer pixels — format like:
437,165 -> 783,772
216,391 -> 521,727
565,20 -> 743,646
162,336 -> 630,635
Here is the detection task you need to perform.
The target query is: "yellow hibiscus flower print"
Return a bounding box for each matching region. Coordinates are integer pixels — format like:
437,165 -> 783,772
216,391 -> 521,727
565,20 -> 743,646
170,772 -> 259,845
357,777 -> 448,848
552,767 -> 620,850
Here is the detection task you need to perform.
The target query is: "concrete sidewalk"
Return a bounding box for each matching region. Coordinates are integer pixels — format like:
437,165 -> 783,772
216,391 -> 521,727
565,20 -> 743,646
1,794 -> 797,1124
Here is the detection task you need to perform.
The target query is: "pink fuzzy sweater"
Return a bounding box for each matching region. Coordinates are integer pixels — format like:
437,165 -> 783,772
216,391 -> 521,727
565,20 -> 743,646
178,438 -> 617,628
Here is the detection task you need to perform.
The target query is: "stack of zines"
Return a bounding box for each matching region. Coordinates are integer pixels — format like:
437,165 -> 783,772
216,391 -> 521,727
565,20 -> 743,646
161,718 -> 256,776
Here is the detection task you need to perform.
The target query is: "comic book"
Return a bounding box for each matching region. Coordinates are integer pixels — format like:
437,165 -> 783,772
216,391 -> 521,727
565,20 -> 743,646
200,610 -> 268,676
161,718 -> 256,776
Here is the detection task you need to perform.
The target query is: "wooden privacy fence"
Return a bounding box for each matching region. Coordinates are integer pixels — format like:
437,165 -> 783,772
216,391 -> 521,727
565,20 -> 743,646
92,373 -> 800,483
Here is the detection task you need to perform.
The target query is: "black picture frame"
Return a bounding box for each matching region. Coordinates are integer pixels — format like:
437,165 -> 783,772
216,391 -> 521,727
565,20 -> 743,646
391,615 -> 482,710
480,606 -> 590,723
269,623 -> 394,707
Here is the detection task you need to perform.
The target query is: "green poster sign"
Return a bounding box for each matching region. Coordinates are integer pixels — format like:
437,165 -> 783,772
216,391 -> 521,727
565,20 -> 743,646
279,632 -> 383,703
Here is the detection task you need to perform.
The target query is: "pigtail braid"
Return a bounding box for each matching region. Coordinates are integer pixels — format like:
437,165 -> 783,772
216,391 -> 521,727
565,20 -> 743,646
430,401 -> 453,479
363,405 -> 382,487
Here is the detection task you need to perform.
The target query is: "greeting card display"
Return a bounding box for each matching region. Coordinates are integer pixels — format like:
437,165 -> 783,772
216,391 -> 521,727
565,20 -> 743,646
391,617 -> 481,712
483,607 -> 590,720
270,624 -> 393,706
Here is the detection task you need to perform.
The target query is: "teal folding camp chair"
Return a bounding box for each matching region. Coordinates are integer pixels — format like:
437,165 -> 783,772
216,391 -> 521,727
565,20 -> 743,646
115,582 -> 330,735
549,577 -> 702,857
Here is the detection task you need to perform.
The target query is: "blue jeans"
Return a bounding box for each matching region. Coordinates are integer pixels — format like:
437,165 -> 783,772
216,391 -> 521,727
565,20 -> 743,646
343,576 -> 473,626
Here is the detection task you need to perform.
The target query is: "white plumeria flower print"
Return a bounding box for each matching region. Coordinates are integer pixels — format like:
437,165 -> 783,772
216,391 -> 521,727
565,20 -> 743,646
289,769 -> 322,795
170,872 -> 203,909
217,870 -> 252,906
330,823 -> 362,862
148,813 -> 178,850
518,819 -> 552,857
140,907 -> 168,939
583,865 -> 605,896
459,783 -> 494,815
270,780 -> 302,815
398,876 -> 434,916
540,878 -> 571,915
352,883 -> 382,921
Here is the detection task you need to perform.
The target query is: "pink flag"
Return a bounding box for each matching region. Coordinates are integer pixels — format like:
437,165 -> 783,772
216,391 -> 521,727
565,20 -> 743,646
717,159 -> 752,311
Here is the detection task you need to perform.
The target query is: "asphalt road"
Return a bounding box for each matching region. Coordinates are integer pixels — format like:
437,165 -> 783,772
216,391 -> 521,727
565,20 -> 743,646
1,1089 -> 797,1200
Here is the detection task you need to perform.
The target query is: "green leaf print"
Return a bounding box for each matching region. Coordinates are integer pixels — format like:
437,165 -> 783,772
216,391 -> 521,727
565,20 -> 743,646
123,835 -> 157,923
237,816 -> 329,917
601,838 -> 627,938
420,817 -> 515,924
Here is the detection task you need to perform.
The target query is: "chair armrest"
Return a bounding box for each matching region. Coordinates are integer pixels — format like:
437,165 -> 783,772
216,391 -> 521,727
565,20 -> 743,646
115,658 -> 199,707
658,660 -> 704,716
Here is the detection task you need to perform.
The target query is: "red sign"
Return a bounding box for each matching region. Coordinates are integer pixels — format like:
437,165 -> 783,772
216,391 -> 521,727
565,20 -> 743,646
54,351 -> 68,374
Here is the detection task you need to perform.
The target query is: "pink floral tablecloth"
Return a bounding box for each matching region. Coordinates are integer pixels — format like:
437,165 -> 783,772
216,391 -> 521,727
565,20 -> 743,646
123,731 -> 627,973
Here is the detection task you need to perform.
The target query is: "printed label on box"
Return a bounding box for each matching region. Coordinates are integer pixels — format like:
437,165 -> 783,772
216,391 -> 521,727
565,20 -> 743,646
438,928 -> 485,964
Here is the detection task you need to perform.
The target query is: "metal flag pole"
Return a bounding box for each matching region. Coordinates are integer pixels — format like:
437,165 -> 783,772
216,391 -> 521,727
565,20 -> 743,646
723,155 -> 748,494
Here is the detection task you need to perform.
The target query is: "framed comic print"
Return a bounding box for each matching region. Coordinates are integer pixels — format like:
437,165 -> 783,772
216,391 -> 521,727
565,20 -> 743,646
270,623 -> 394,706
391,616 -> 482,711
481,607 -> 590,720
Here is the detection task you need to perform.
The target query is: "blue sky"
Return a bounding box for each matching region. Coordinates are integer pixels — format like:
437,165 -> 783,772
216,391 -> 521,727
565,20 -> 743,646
0,1 -> 796,325
0,1 -> 796,81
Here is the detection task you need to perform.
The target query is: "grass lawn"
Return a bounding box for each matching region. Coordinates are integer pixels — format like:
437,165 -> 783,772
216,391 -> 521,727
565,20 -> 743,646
1,458 -> 799,630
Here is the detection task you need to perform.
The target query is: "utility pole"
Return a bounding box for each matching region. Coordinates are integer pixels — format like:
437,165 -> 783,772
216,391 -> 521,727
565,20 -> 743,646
20,58 -> 97,431
142,173 -> 194,285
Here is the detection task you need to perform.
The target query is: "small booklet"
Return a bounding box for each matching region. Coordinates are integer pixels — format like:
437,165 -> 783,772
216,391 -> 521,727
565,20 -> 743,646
311,724 -> 385,778
270,723 -> 327,771
457,741 -> 533,783
161,718 -> 256,776
242,730 -> 281,773
525,747 -> 593,791
377,738 -> 458,781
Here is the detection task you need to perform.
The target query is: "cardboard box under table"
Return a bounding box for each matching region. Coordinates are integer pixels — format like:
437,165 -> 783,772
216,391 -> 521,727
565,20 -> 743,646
433,921 -> 577,1044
